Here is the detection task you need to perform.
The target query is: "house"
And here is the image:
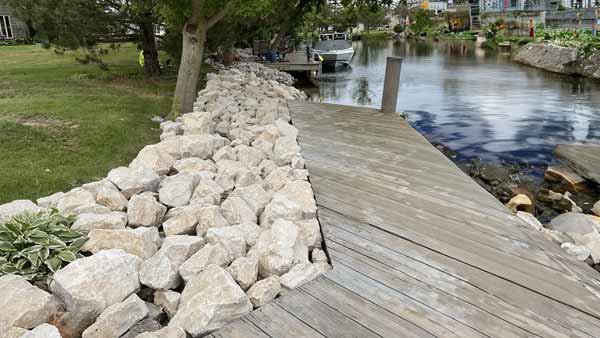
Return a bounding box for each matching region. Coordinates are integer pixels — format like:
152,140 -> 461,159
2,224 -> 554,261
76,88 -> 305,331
0,1 -> 29,40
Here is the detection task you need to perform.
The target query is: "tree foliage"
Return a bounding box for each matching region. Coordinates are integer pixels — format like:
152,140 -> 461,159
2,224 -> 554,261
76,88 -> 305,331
5,0 -> 118,49
411,8 -> 432,35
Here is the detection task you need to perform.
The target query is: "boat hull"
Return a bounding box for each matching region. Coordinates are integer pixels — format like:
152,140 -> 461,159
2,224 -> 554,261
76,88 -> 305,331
316,48 -> 355,65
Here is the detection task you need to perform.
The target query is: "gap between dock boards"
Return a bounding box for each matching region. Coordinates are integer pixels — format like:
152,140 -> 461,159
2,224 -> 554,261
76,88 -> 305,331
211,100 -> 600,338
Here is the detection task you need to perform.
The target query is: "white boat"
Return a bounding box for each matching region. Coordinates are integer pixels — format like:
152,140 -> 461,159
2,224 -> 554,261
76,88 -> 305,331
313,32 -> 354,67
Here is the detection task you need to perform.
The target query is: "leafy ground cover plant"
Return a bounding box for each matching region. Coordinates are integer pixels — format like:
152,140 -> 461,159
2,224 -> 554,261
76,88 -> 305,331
0,209 -> 87,282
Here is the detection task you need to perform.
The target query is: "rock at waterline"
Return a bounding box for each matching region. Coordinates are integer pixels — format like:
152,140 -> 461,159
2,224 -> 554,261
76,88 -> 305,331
555,143 -> 600,185
506,194 -> 533,214
549,212 -> 600,263
592,200 -> 600,217
476,163 -> 511,186
169,264 -> 252,337
544,165 -> 586,192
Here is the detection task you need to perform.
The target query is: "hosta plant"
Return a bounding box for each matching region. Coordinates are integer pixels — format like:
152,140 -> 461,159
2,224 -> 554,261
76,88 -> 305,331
0,209 -> 87,282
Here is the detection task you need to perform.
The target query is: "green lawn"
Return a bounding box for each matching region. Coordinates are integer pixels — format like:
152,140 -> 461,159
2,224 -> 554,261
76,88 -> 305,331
0,43 -> 178,203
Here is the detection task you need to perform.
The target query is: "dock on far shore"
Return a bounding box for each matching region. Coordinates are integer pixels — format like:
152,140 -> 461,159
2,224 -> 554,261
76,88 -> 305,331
210,100 -> 600,338
260,49 -> 322,82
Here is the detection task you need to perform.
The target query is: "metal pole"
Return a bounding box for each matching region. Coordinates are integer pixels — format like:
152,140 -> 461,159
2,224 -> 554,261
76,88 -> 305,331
381,57 -> 403,114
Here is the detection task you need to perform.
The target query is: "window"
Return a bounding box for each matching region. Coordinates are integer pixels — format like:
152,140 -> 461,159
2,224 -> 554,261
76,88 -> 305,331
0,15 -> 13,39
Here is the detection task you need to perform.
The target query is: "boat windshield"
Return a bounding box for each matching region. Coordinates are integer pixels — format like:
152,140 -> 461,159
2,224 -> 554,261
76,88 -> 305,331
313,39 -> 352,51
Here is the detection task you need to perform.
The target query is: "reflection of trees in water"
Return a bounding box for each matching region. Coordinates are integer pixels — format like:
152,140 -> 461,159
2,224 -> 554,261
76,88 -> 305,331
352,77 -> 372,105
355,39 -> 391,66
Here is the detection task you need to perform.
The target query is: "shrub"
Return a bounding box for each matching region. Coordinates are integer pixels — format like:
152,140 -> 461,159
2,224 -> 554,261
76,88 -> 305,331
393,24 -> 404,34
0,210 -> 87,282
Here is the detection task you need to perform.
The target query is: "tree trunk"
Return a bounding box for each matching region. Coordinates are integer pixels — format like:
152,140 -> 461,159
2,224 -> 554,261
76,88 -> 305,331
140,12 -> 160,76
172,23 -> 207,117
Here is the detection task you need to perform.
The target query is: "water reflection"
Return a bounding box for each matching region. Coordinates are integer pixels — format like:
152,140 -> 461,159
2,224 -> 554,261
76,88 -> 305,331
315,39 -> 600,165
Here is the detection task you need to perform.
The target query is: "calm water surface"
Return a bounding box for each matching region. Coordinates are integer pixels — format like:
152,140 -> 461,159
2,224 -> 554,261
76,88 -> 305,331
311,39 -> 600,166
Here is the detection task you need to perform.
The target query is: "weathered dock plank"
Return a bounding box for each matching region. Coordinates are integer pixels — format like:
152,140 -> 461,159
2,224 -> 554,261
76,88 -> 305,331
212,101 -> 600,338
555,144 -> 600,184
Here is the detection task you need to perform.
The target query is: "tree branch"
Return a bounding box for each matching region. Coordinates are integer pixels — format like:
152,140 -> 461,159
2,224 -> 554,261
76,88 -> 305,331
206,2 -> 231,29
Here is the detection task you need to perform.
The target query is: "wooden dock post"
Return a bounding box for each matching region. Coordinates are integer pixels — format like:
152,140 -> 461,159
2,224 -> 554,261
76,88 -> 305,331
381,57 -> 402,114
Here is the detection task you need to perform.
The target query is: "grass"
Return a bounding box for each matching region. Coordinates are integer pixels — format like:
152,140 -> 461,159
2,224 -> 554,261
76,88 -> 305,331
357,30 -> 393,39
0,43 -> 192,203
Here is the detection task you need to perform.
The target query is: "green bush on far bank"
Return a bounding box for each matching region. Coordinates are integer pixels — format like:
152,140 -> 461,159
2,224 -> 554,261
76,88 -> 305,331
357,30 -> 393,39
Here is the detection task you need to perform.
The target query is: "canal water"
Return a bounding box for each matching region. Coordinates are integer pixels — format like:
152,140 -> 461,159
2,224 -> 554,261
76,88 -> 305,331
309,38 -> 600,167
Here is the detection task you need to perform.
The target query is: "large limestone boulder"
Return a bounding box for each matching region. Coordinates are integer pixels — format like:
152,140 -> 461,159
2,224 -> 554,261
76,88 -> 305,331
220,196 -> 256,225
246,276 -> 281,308
82,294 -> 148,338
255,219 -> 308,277
155,137 -> 183,160
230,222 -> 261,248
127,192 -> 167,227
191,178 -> 224,205
50,249 -> 142,335
130,145 -> 176,176
95,181 -> 127,211
0,200 -> 42,223
158,173 -> 197,207
273,136 -> 300,165
180,135 -> 213,159
36,192 -> 65,209
205,226 -> 246,261
154,290 -> 180,319
0,274 -> 61,330
169,265 -> 252,337
236,145 -> 265,168
275,119 -> 298,139
179,244 -> 231,282
195,206 -> 229,236
56,188 -> 96,214
259,195 -> 303,227
72,212 -> 127,232
108,167 -> 160,198
21,324 -> 62,338
274,180 -> 316,219
181,112 -> 214,135
549,212 -> 600,263
514,43 -> 580,75
163,209 -> 198,236
280,262 -> 320,290
227,255 -> 258,290
82,227 -> 161,259
140,236 -> 204,290
296,218 -> 322,250
173,158 -> 216,174
230,184 -> 271,216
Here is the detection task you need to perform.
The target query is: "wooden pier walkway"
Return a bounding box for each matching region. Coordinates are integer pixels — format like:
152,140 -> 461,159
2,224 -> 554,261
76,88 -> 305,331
211,101 -> 600,338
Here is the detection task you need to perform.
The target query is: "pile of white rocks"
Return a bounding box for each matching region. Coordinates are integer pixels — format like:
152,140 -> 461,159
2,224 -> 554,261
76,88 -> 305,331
509,194 -> 600,265
0,62 -> 330,338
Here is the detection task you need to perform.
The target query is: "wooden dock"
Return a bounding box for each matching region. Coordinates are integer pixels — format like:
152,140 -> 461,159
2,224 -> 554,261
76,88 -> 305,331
211,101 -> 600,338
261,49 -> 321,79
